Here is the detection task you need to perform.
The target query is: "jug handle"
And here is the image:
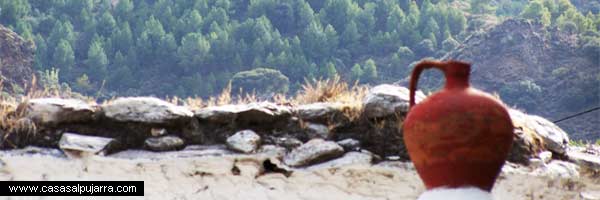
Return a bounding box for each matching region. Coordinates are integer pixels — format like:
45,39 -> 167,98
409,60 -> 446,109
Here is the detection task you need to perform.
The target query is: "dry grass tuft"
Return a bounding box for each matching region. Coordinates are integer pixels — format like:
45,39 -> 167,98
183,96 -> 204,110
294,76 -> 368,123
235,92 -> 257,105
295,75 -> 368,105
204,82 -> 233,107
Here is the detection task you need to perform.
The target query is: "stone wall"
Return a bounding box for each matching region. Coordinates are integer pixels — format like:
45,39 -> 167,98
0,84 -> 573,166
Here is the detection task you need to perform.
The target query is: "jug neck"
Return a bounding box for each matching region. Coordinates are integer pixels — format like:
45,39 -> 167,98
409,60 -> 472,108
441,61 -> 471,90
444,72 -> 470,90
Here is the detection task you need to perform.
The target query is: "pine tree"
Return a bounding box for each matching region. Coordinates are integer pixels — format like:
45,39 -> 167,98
177,33 -> 211,73
386,5 -> 406,34
137,16 -> 166,64
324,62 -> 338,79
109,51 -> 134,90
115,0 -> 134,21
341,21 -> 361,50
98,11 -> 117,37
111,22 -> 133,54
176,9 -> 203,38
52,39 -> 75,74
33,34 -> 48,70
320,0 -> 360,32
363,59 -> 378,81
296,0 -> 315,31
422,18 -> 440,45
48,20 -> 76,48
448,9 -> 466,35
302,22 -> 329,62
350,63 -> 364,82
86,38 -> 109,81
0,0 -> 31,26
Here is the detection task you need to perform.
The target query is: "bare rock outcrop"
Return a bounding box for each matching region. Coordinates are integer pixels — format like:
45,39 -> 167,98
442,19 -> 599,141
0,24 -> 35,95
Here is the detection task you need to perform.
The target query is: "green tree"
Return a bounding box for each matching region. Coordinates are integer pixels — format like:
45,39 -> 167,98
74,74 -> 93,93
319,0 -> 360,32
111,22 -> 133,54
355,2 -> 376,36
176,9 -> 203,38
109,51 -> 135,90
52,39 -> 75,73
115,0 -> 134,21
97,11 -> 117,37
556,8 -> 594,33
521,0 -> 552,27
442,37 -> 460,52
323,62 -> 338,79
405,1 -> 422,46
422,18 -> 440,45
33,34 -> 48,70
0,0 -> 31,26
396,46 -> 415,62
363,59 -> 377,81
137,16 -> 166,64
324,24 -> 339,50
296,0 -> 316,31
386,5 -> 406,34
15,20 -> 33,40
307,0 -> 326,12
65,0 -> 93,18
177,33 -> 211,73
470,0 -> 496,15
48,20 -> 76,48
350,63 -> 363,82
417,39 -> 436,57
204,7 -> 229,30
302,22 -> 331,62
85,38 -> 109,81
448,9 -> 467,35
341,21 -> 361,50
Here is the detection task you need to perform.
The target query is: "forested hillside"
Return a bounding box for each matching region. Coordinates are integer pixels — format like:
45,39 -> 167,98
0,0 -> 598,100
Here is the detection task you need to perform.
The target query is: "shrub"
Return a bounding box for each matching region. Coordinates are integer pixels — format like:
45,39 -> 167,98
414,39 -> 435,57
230,67 -> 290,95
500,79 -> 543,111
581,37 -> 600,61
551,67 -> 570,77
442,37 -> 460,52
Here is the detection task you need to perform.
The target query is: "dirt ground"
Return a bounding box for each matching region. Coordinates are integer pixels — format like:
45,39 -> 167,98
0,149 -> 598,200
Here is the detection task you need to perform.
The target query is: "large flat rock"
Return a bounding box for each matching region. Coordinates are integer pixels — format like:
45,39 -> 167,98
362,84 -> 425,118
102,97 -> 193,124
283,139 -> 344,167
195,102 -> 292,123
24,98 -> 96,126
58,133 -> 118,157
510,109 -> 570,159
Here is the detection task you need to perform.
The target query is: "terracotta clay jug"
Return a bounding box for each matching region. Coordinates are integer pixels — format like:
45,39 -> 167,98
403,60 -> 514,191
